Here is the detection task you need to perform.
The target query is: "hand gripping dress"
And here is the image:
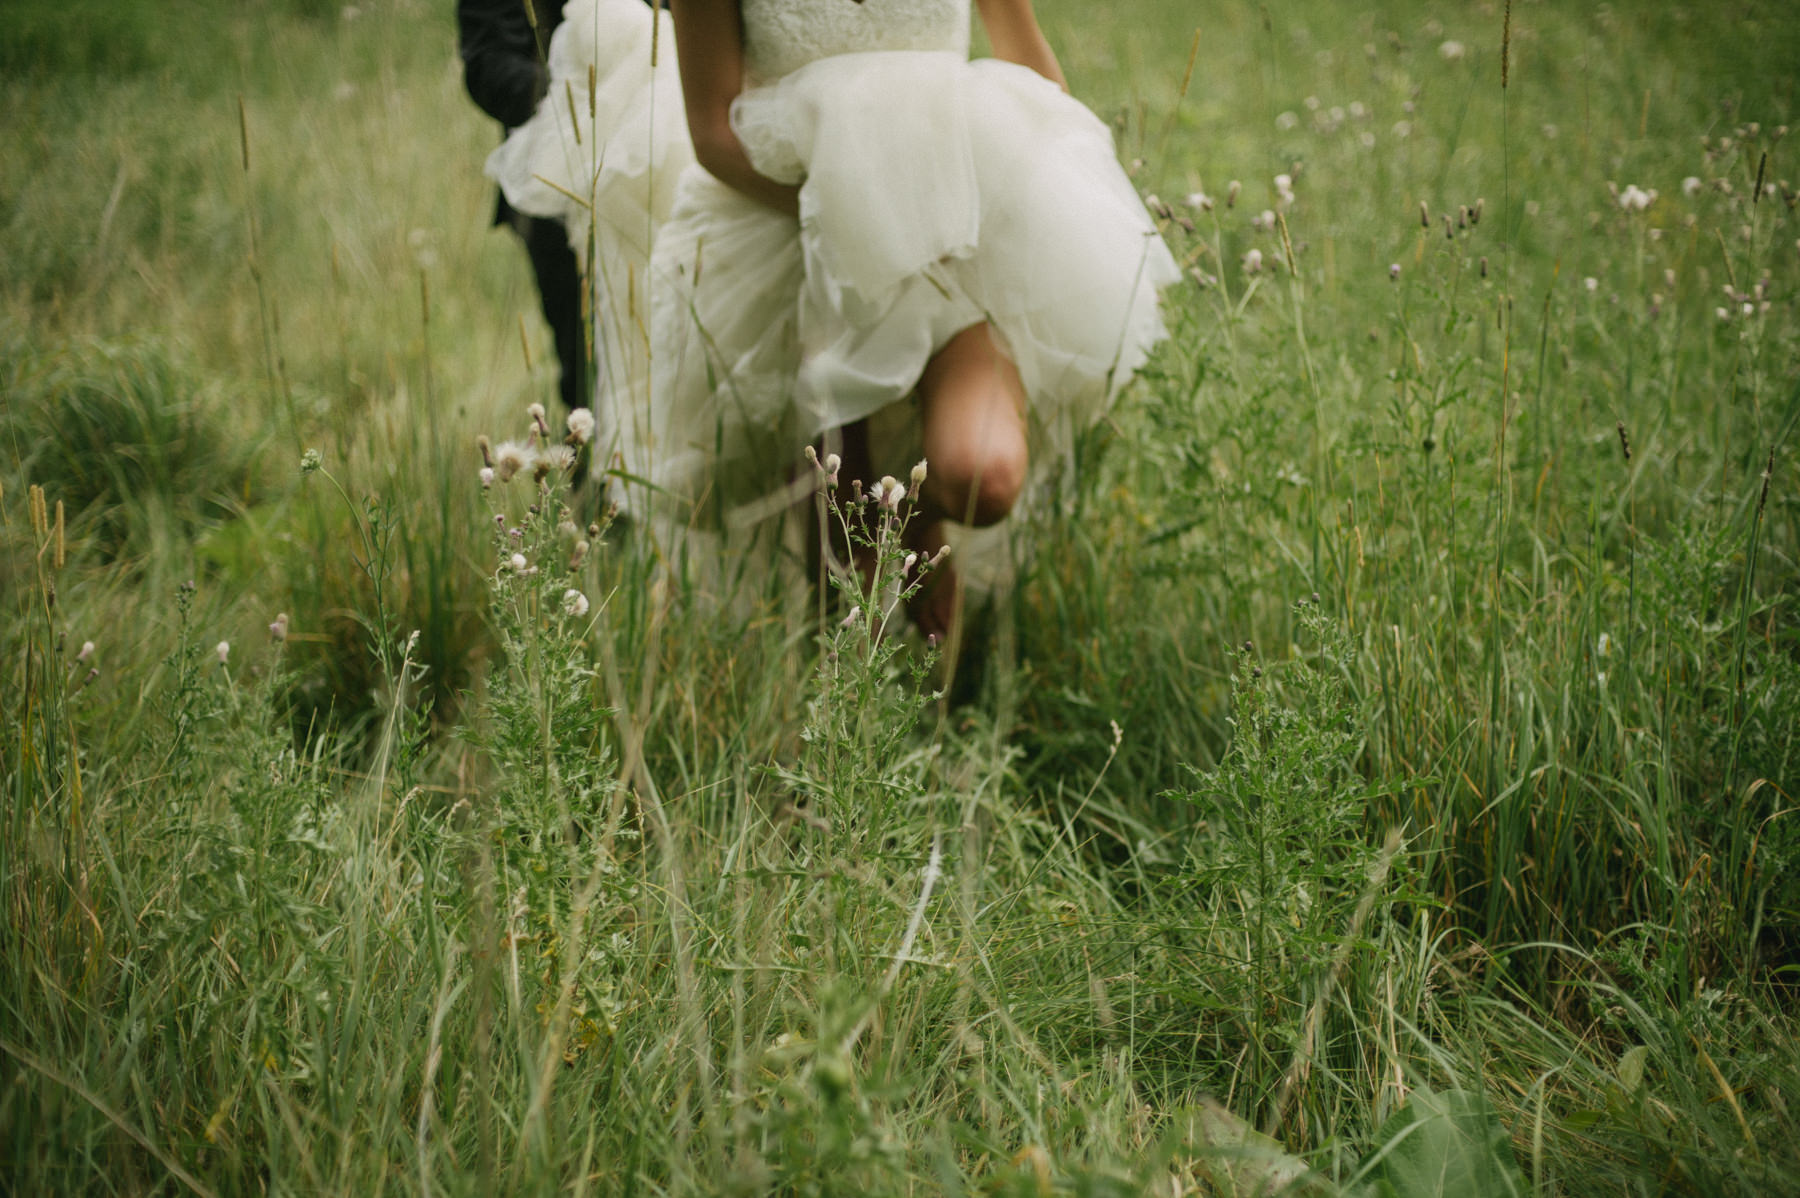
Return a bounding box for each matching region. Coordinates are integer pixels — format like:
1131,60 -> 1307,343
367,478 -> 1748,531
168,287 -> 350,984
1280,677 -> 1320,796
488,0 -> 1179,555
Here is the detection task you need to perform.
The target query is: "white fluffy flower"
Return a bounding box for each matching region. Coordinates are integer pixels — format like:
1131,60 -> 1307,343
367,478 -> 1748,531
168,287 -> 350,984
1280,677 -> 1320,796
561,588 -> 590,618
494,440 -> 534,482
1438,39 -> 1465,60
872,476 -> 906,510
1242,248 -> 1264,275
1186,190 -> 1214,212
1617,183 -> 1657,212
1274,174 -> 1295,209
566,408 -> 596,444
910,459 -> 929,487
479,466 -> 495,488
269,613 -> 289,643
1682,175 -> 1703,197
509,553 -> 528,572
539,445 -> 576,474
1583,276 -> 1599,293
215,641 -> 230,666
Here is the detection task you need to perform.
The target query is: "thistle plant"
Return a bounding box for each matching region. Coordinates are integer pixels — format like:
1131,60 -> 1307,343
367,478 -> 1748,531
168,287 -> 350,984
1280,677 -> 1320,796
457,404 -> 630,1052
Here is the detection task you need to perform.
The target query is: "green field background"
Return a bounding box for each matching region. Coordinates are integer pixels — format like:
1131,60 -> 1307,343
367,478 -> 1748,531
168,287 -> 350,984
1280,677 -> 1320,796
4,1 -> 1800,1194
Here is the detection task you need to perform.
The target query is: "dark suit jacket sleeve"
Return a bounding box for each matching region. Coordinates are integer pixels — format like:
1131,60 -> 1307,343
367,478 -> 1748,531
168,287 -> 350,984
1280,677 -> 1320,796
458,0 -> 550,129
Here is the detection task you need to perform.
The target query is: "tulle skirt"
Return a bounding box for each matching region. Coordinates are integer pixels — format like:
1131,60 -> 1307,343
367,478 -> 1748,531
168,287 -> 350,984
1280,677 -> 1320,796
488,0 -> 1179,545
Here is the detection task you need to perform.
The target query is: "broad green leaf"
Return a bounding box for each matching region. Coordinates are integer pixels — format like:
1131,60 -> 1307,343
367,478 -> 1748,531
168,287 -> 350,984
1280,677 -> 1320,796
1356,1086 -> 1527,1198
1187,1102 -> 1319,1197
1616,1045 -> 1649,1096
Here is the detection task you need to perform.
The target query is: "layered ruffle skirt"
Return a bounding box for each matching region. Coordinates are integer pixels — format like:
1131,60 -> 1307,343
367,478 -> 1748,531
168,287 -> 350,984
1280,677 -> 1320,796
489,0 -> 1179,541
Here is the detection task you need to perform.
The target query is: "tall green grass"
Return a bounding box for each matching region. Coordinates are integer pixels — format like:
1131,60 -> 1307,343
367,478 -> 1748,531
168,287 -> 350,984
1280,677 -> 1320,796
4,0 -> 1799,1193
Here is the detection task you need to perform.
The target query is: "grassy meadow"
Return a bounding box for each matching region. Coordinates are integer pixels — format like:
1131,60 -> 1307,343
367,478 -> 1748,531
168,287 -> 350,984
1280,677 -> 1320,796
4,0 -> 1800,1192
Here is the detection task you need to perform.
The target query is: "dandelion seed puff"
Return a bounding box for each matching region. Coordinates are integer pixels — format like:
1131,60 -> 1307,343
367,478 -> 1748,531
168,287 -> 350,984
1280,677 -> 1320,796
1243,248 -> 1264,274
566,408 -> 595,444
1393,120 -> 1412,139
1583,277 -> 1599,293
1360,131 -> 1376,149
539,445 -> 576,474
1276,111 -> 1298,131
479,467 -> 495,488
561,589 -> 590,618
215,641 -> 230,666
1438,40 -> 1465,61
1349,100 -> 1367,119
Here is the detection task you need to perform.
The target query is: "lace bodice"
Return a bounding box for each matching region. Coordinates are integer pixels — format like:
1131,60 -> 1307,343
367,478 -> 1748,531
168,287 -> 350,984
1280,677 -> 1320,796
742,0 -> 970,82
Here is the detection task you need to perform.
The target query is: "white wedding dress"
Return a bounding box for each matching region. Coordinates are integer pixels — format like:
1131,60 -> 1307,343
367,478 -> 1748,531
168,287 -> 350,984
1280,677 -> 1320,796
488,0 -> 1178,545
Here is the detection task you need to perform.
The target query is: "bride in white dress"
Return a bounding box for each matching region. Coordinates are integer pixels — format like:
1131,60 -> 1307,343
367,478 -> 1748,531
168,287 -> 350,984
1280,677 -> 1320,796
487,0 -> 1177,636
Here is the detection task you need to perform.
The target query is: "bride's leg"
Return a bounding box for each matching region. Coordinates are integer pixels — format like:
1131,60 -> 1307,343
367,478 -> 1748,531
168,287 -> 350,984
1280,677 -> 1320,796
909,322 -> 1029,641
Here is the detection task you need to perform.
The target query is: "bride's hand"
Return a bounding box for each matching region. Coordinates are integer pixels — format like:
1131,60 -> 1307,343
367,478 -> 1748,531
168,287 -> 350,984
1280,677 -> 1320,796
671,0 -> 803,217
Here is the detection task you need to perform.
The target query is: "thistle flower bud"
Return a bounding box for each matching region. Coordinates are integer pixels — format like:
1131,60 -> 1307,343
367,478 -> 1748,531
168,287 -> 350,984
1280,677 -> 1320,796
215,641 -> 231,666
509,552 -> 528,572
77,640 -> 95,662
479,467 -> 495,488
478,435 -> 494,467
1419,200 -> 1430,228
804,444 -> 820,466
1471,197 -> 1484,225
1479,256 -> 1488,278
561,588 -> 590,618
910,459 -> 928,487
269,613 -> 289,643
1226,180 -> 1241,208
569,539 -> 590,568
1389,263 -> 1401,281
527,402 -> 550,436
